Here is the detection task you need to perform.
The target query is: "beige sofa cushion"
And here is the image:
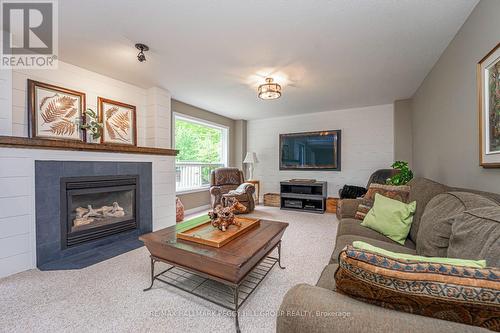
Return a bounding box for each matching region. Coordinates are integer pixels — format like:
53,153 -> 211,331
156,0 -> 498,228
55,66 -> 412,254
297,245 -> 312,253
407,178 -> 449,243
277,284 -> 490,333
337,218 -> 416,248
316,264 -> 338,290
416,192 -> 498,257
448,206 -> 500,267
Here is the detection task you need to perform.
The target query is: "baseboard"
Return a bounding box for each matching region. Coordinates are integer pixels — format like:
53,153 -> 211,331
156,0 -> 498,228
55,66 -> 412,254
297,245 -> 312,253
184,204 -> 210,216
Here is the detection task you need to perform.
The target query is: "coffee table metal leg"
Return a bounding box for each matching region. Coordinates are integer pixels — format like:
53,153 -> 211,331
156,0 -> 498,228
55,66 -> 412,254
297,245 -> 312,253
277,241 -> 286,269
143,257 -> 155,291
234,286 -> 241,333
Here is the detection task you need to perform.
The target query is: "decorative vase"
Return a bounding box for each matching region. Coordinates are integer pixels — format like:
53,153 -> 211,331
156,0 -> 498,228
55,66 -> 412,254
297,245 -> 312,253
176,197 -> 184,222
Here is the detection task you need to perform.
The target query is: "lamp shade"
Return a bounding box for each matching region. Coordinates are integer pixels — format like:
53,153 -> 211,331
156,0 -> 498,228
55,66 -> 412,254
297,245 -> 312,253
243,152 -> 258,164
258,78 -> 281,100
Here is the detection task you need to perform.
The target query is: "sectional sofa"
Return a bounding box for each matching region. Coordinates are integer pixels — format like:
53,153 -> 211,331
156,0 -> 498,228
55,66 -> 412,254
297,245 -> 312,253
277,177 -> 500,332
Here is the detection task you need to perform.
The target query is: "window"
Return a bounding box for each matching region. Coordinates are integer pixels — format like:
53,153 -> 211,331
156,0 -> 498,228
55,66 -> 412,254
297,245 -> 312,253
174,113 -> 228,193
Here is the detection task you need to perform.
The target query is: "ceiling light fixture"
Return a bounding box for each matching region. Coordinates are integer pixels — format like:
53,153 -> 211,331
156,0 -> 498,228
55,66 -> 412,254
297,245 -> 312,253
258,78 -> 281,100
135,43 -> 149,62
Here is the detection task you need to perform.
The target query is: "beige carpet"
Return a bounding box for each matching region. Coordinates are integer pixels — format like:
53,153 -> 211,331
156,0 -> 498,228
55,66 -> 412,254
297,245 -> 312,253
0,206 -> 338,333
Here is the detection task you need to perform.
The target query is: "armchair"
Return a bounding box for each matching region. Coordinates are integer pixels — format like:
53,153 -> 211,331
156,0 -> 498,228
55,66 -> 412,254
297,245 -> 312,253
209,168 -> 256,213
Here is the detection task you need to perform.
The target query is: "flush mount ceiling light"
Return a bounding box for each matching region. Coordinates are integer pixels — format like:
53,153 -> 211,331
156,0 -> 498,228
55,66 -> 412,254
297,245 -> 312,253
135,43 -> 149,62
258,78 -> 281,100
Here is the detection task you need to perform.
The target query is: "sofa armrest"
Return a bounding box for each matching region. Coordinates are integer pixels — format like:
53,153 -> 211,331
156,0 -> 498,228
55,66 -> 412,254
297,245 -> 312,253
336,198 -> 363,219
277,284 -> 483,333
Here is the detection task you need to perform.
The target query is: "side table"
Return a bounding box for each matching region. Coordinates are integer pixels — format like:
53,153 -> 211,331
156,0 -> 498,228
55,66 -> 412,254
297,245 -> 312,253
246,179 -> 260,204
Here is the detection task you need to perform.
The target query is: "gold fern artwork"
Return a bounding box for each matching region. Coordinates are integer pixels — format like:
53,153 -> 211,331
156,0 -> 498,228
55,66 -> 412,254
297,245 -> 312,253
99,97 -> 137,146
29,80 -> 85,141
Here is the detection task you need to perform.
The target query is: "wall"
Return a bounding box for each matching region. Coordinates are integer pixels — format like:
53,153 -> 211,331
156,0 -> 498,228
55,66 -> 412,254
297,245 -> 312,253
234,119 -> 248,175
394,99 -> 413,166
0,62 -> 175,278
247,104 -> 394,198
412,0 -> 500,192
178,191 -> 211,212
0,70 -> 12,134
0,149 -> 175,278
1,62 -> 171,148
171,99 -> 247,210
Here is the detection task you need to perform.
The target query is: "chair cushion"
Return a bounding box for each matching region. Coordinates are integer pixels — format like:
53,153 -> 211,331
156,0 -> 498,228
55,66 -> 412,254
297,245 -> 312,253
316,264 -> 338,290
335,245 -> 500,331
448,206 -> 500,267
330,234 -> 416,264
212,168 -> 242,185
416,192 -> 498,257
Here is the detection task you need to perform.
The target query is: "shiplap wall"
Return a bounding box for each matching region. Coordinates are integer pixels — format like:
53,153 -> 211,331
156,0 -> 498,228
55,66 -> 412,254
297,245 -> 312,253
2,62 -> 171,148
0,62 -> 175,278
247,104 -> 394,198
0,70 -> 12,135
0,149 -> 175,278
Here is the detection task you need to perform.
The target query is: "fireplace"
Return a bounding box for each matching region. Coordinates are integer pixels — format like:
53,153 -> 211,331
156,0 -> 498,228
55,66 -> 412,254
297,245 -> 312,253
61,176 -> 139,248
35,161 -> 152,269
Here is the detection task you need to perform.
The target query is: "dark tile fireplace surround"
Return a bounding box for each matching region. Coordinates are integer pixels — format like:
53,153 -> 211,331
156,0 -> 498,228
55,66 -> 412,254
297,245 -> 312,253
35,161 -> 152,270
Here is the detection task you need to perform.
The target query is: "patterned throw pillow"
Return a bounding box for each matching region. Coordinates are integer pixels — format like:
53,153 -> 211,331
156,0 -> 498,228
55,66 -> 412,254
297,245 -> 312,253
354,199 -> 374,220
335,245 -> 500,331
354,184 -> 411,220
365,183 -> 411,202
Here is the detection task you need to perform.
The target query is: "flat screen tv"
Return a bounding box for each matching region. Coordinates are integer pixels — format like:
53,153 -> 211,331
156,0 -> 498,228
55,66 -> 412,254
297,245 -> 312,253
280,130 -> 341,171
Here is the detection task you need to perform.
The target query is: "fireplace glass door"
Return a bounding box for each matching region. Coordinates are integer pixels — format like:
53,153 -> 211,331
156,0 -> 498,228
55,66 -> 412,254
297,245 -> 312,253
62,176 -> 138,248
69,187 -> 135,233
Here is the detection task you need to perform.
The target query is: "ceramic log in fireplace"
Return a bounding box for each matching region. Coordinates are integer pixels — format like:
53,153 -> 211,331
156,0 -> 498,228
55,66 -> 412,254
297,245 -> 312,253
61,176 -> 139,248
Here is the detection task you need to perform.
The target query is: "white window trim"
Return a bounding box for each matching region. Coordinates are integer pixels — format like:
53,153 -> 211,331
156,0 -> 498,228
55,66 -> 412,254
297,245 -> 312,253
173,112 -> 229,194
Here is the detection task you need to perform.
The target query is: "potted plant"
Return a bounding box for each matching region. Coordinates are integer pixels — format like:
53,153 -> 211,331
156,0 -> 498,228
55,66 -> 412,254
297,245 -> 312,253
386,161 -> 413,186
80,108 -> 103,143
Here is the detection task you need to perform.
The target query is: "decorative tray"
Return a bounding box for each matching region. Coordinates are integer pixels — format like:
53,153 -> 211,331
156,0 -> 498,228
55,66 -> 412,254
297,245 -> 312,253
176,217 -> 260,248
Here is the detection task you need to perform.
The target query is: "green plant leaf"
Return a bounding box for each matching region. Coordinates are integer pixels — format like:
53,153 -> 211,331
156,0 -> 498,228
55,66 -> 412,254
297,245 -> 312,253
386,161 -> 413,186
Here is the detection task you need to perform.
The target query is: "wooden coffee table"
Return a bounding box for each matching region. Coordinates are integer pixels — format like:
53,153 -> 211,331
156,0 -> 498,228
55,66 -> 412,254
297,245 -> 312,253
140,219 -> 288,332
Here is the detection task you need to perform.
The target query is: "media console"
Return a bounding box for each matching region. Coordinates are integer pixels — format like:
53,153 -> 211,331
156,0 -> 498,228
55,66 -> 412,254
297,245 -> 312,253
280,180 -> 327,214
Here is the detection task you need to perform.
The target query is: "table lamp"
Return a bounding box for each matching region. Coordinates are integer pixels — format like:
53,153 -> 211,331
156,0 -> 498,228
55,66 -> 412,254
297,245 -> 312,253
243,152 -> 258,180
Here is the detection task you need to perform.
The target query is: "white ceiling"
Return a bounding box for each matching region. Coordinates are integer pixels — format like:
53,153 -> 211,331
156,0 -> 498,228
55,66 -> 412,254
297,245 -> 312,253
58,0 -> 478,120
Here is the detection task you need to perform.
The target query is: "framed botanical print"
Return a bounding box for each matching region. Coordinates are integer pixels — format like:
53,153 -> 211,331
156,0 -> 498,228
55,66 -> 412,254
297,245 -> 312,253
478,43 -> 500,168
98,97 -> 137,146
28,80 -> 86,141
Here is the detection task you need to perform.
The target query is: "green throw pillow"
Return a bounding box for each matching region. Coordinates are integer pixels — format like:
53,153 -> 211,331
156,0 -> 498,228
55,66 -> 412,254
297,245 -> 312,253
361,193 -> 416,245
352,241 -> 486,268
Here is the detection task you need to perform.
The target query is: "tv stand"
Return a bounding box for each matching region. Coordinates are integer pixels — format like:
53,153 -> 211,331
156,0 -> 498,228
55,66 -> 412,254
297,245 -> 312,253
280,180 -> 327,214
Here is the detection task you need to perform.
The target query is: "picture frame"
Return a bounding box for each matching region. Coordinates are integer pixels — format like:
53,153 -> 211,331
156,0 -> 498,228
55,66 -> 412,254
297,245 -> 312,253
28,80 -> 86,141
98,97 -> 137,146
478,42 -> 500,168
